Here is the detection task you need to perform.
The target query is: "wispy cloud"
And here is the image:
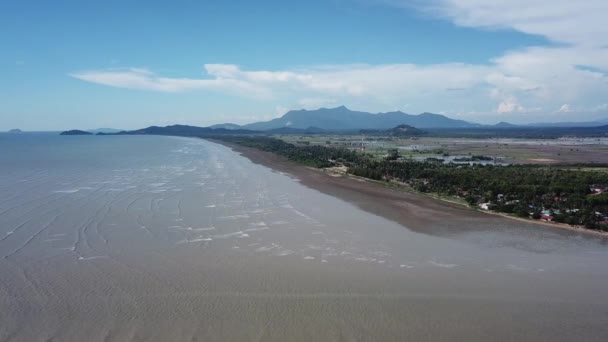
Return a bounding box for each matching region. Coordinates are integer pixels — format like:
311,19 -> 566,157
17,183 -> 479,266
70,67 -> 272,98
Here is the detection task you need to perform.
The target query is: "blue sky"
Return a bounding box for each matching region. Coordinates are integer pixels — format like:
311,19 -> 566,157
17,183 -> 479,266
1,0 -> 608,130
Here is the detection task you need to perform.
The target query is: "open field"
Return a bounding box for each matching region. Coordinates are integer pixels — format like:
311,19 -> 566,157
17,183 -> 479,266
276,135 -> 608,165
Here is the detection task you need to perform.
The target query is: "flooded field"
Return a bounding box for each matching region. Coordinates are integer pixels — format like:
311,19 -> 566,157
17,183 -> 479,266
1,133 -> 607,341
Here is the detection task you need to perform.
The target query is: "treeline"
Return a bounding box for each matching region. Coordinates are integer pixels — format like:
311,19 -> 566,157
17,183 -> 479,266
211,135 -> 365,168
211,136 -> 608,231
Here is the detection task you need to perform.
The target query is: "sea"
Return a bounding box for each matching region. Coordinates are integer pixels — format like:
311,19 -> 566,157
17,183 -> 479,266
1,132 -> 607,341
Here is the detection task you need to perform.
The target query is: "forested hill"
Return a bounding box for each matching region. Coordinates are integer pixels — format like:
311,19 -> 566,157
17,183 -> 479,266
241,106 -> 478,130
99,124 -> 260,136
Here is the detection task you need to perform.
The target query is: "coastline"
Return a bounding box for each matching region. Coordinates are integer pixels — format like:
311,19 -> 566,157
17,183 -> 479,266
212,139 -> 608,239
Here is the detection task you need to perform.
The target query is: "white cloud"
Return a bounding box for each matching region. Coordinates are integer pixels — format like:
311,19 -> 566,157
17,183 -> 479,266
70,1 -> 608,122
558,104 -> 571,112
497,97 -> 524,114
70,67 -> 272,99
416,0 -> 608,47
274,105 -> 289,118
71,63 -> 491,110
70,59 -> 608,120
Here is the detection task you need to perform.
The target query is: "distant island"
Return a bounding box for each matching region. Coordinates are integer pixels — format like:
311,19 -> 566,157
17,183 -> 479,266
8,129 -> 23,133
60,130 -> 93,136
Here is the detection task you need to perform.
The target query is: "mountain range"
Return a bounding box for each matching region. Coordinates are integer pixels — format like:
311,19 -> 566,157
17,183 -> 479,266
68,106 -> 608,137
238,106 -> 478,130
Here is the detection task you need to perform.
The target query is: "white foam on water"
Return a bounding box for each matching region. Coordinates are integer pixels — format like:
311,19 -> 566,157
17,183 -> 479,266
256,244 -> 279,252
244,227 -> 269,233
53,189 -> 80,194
303,256 -> 315,260
429,261 -> 458,268
400,264 -> 414,269
190,238 -> 213,243
205,204 -> 216,208
78,256 -> 108,261
213,231 -> 245,239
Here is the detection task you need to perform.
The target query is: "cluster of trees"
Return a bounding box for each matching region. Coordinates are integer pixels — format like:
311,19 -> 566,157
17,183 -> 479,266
453,155 -> 493,162
214,136 -> 608,231
352,159 -> 608,230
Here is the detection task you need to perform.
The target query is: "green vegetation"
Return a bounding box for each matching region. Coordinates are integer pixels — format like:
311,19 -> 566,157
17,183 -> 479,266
360,124 -> 426,137
214,135 -> 365,168
453,155 -> 493,162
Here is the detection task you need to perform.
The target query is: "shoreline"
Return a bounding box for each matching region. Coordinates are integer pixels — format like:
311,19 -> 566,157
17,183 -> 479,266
211,139 -> 607,239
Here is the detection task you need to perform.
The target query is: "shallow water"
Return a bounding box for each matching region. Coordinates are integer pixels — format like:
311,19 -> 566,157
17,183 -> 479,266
1,133 -> 607,341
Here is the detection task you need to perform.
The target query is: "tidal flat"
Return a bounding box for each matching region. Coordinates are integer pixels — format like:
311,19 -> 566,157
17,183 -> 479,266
0,133 -> 607,341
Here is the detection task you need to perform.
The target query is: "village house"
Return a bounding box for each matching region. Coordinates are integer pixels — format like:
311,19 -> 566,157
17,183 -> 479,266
540,209 -> 560,222
590,185 -> 606,194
